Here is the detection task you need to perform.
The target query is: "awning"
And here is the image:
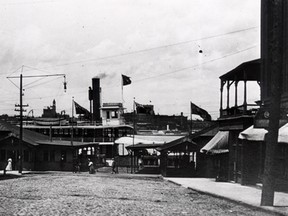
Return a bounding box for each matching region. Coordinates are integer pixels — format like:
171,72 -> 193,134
238,123 -> 288,144
200,131 -> 229,155
238,126 -> 267,141
278,123 -> 288,144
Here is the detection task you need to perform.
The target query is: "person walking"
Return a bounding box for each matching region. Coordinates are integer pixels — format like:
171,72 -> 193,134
111,158 -> 117,174
88,158 -> 95,174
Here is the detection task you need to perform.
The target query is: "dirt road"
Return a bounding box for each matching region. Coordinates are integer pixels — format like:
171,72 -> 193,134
0,172 -> 276,216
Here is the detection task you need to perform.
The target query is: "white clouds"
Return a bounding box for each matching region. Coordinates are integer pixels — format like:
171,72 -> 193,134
0,0 -> 261,119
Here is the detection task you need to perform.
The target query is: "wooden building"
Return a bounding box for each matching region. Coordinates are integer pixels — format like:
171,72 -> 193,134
239,1 -> 288,191
201,59 -> 261,183
0,120 -> 101,172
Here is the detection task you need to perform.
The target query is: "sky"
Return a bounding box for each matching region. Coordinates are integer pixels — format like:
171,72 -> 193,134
0,0 -> 261,120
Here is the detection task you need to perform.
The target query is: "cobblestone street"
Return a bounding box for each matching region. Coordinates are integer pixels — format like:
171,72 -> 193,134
0,172 -> 277,216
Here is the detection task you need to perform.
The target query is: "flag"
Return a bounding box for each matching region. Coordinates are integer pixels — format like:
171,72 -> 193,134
122,74 -> 132,86
74,101 -> 91,119
135,102 -> 154,115
191,102 -> 211,121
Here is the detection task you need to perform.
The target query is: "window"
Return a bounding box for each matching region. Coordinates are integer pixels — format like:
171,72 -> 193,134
0,150 -> 5,162
50,150 -> 55,162
112,111 -> 118,118
64,129 -> 69,135
43,151 -> 49,162
60,151 -> 66,162
24,150 -> 29,162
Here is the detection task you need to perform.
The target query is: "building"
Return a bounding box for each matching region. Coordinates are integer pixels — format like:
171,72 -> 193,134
101,103 -> 125,126
123,112 -> 188,132
0,119 -> 100,172
238,1 -> 288,191
200,59 -> 261,182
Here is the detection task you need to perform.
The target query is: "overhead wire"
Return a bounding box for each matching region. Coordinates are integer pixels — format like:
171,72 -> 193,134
22,26 -> 259,71
1,27 -> 259,108
0,0 -> 64,6
7,43 -> 259,102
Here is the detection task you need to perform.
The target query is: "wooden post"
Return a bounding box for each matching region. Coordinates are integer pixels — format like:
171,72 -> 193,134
235,81 -> 238,107
226,81 -> 230,109
220,80 -> 224,116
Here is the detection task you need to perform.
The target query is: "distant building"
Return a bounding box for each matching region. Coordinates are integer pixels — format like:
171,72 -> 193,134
123,112 -> 188,132
101,103 -> 125,126
42,99 -> 57,118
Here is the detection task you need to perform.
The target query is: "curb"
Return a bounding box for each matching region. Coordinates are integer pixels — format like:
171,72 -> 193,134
186,186 -> 286,216
164,178 -> 287,216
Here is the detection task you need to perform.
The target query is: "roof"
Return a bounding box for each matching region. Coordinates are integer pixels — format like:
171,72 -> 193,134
220,59 -> 260,81
157,136 -> 198,152
100,106 -> 121,110
36,140 -> 98,147
0,120 -> 98,147
126,143 -> 163,149
0,119 -> 50,146
23,124 -> 133,130
190,122 -> 219,139
200,131 -> 229,155
115,135 -> 184,149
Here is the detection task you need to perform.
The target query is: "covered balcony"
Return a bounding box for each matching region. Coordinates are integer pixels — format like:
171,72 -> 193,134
219,59 -> 261,119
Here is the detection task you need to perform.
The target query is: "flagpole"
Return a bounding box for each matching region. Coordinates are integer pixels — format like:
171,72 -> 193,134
132,97 -> 136,173
71,97 -> 74,147
121,74 -> 124,105
190,101 -> 193,135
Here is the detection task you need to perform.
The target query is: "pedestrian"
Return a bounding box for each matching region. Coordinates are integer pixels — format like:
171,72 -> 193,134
88,158 -> 95,174
4,158 -> 12,175
73,157 -> 81,173
111,158 -> 117,174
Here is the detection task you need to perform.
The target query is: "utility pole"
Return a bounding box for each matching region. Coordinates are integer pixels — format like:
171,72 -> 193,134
71,97 -> 74,147
7,67 -> 67,174
132,97 -> 136,173
260,0 -> 284,206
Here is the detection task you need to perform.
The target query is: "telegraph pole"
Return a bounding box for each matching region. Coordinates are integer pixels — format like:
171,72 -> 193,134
131,97 -> 136,173
7,67 -> 67,174
260,0 -> 284,206
19,72 -> 23,174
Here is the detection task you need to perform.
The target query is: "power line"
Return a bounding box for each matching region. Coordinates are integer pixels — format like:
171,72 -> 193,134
0,0 -> 64,6
1,44 -> 259,103
23,26 -> 259,70
0,26 -> 259,79
116,44 -> 260,84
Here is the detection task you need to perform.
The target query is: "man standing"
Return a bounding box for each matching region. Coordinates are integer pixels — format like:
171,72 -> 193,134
111,158 -> 117,174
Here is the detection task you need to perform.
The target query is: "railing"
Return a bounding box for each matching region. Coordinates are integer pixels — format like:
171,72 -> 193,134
220,104 -> 259,118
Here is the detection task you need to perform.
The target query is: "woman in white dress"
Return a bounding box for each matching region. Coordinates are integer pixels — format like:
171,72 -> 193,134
5,158 -> 12,171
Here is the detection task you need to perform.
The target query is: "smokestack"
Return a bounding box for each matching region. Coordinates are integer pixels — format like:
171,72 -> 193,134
92,77 -> 101,123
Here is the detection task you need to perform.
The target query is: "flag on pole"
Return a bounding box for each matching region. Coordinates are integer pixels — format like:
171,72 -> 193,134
122,74 -> 132,86
191,102 -> 211,121
74,101 -> 91,119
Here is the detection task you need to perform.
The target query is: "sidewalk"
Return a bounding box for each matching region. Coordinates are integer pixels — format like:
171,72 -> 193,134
165,177 -> 288,216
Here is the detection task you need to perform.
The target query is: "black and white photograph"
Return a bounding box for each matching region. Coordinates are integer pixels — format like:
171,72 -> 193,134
0,0 -> 287,215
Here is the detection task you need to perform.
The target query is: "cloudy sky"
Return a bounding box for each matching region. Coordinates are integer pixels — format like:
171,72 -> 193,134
0,0 -> 261,120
